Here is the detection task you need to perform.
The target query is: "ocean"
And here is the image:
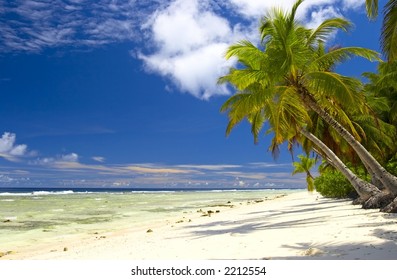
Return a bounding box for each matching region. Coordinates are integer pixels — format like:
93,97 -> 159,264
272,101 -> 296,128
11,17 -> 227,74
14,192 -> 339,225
0,188 -> 302,257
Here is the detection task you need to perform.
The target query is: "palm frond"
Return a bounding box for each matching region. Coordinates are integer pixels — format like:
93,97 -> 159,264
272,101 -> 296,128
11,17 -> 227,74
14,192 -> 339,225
221,87 -> 273,136
366,0 -> 379,19
365,95 -> 390,113
304,71 -> 363,106
381,0 -> 397,61
224,40 -> 265,63
248,110 -> 266,143
308,18 -> 352,45
389,102 -> 397,124
287,0 -> 304,29
218,68 -> 270,90
267,86 -> 311,144
376,61 -> 397,87
292,162 -> 305,174
312,47 -> 381,68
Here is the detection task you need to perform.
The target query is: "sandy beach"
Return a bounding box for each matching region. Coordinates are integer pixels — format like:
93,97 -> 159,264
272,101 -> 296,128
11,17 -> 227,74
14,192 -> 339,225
2,191 -> 397,260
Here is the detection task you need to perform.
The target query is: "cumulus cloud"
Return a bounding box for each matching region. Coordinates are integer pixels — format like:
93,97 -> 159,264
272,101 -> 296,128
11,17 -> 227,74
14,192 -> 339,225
138,0 -> 365,99
139,0 -> 243,99
0,132 -> 29,161
305,6 -> 343,37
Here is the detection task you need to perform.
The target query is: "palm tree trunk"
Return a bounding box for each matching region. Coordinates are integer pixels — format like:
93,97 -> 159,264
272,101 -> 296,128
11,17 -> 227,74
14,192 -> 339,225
381,197 -> 397,213
364,161 -> 385,190
300,128 -> 381,201
301,92 -> 397,196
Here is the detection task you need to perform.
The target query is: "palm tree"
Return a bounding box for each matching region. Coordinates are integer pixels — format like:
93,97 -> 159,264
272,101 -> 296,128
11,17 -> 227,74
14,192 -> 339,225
292,155 -> 316,192
365,0 -> 397,61
220,0 -> 397,207
221,84 -> 382,201
299,128 -> 382,202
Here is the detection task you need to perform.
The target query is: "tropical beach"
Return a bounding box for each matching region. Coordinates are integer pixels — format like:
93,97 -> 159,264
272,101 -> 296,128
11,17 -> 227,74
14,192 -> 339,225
1,0 -> 397,269
1,190 -> 396,260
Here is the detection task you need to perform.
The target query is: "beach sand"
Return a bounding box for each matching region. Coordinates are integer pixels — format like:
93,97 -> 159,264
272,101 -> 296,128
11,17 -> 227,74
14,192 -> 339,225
2,191 -> 397,260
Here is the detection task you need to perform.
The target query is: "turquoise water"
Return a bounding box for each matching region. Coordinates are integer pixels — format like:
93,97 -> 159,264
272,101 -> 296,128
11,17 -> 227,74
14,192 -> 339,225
0,189 -> 300,254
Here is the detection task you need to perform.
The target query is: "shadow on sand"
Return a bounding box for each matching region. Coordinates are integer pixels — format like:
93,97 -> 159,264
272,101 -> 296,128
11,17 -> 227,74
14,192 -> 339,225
178,196 -> 397,259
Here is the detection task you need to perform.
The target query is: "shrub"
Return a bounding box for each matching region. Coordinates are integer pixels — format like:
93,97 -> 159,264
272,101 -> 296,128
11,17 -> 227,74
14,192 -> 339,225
314,170 -> 357,199
386,157 -> 397,176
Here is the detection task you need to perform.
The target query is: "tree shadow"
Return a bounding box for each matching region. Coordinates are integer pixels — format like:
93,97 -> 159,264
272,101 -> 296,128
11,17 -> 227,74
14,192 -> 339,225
273,238 -> 397,260
182,215 -> 330,239
175,196 -> 397,259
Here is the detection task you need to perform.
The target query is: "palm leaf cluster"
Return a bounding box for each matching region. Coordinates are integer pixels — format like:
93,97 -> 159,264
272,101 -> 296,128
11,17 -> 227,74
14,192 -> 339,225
366,0 -> 397,61
221,0 -> 379,154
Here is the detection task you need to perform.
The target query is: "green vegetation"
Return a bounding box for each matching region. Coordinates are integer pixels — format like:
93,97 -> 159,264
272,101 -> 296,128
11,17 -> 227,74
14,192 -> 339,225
292,155 -> 316,192
314,170 -> 355,198
219,0 -> 397,212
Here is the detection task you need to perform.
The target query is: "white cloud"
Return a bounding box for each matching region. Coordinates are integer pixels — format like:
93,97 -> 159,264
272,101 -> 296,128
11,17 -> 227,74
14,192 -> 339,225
227,0 -> 298,18
306,6 -> 342,29
138,0 -> 366,99
0,132 -> 29,161
0,174 -> 14,182
228,0 -> 363,20
0,0 -> 158,52
139,0 -> 242,99
61,153 -> 79,162
33,152 -> 79,166
92,156 -> 105,163
341,0 -> 364,10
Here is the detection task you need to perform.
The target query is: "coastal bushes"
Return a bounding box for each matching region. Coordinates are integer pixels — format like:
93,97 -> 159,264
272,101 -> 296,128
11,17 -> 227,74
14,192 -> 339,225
314,170 -> 356,199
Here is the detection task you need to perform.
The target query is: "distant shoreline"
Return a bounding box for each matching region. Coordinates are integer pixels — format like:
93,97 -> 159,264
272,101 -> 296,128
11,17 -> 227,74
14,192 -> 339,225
0,187 -> 304,194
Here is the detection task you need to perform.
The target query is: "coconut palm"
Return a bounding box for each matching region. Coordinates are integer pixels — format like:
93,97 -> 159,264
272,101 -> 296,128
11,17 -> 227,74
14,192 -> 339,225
292,155 -> 316,192
219,0 -> 397,209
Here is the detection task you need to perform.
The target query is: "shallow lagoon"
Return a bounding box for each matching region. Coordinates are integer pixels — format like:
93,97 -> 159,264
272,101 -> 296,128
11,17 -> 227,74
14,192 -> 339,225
0,189 -> 300,255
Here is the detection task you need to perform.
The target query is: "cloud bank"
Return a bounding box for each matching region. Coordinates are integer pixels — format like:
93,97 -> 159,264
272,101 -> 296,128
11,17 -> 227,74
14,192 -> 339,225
0,132 -> 305,188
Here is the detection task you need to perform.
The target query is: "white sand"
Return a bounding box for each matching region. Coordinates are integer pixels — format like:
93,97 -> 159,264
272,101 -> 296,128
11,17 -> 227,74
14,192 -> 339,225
3,191 -> 397,260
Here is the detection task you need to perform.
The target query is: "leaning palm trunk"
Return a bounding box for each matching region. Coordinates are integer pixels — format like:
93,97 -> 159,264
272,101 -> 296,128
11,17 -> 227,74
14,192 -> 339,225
382,197 -> 397,213
300,128 -> 381,201
301,92 -> 397,197
364,161 -> 386,190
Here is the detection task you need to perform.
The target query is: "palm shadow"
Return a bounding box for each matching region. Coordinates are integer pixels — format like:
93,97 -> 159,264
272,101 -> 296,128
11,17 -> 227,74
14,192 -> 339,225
175,196 -> 397,259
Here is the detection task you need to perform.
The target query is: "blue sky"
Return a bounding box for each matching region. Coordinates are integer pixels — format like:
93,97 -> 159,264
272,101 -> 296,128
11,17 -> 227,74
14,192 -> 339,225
0,0 -> 385,189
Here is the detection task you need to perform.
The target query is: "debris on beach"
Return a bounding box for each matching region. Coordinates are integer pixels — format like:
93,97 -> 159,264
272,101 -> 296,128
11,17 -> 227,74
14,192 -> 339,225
302,247 -> 324,256
146,229 -> 153,233
0,251 -> 14,258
